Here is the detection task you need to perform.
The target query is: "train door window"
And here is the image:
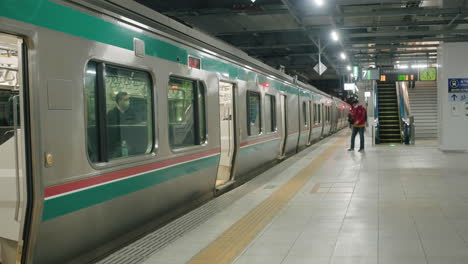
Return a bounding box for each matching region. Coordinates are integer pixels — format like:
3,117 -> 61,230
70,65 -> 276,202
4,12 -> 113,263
265,94 -> 276,132
85,61 -> 154,163
168,76 -> 207,148
325,106 -> 328,122
318,104 -> 321,123
313,103 -> 317,124
302,101 -> 308,127
247,91 -> 262,136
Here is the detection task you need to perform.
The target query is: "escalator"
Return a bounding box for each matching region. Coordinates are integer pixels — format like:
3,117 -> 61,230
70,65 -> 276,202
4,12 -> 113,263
377,81 -> 402,144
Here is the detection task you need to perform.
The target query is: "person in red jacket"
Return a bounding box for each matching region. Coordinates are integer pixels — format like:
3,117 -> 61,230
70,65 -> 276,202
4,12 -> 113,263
348,102 -> 367,152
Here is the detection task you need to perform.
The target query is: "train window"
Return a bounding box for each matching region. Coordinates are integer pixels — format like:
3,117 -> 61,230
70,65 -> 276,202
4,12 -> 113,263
247,91 -> 262,136
168,77 -> 207,148
85,61 -> 154,163
302,101 -> 308,127
265,94 -> 276,132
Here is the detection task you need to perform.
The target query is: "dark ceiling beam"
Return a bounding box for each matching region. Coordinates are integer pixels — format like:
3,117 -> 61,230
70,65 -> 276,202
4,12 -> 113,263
239,41 -> 442,50
351,50 -> 438,55
347,44 -> 439,50
213,20 -> 468,37
326,7 -> 468,18
240,43 -> 315,50
354,57 -> 437,62
348,29 -> 468,38
254,52 -> 319,58
215,28 -> 304,37
335,19 -> 468,30
239,42 -> 439,51
162,7 -> 287,18
164,7 -> 468,19
344,36 -> 468,45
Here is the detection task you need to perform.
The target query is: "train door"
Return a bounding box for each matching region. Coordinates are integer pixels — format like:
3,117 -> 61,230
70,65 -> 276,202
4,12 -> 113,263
216,81 -> 238,187
0,33 -> 30,264
279,95 -> 287,157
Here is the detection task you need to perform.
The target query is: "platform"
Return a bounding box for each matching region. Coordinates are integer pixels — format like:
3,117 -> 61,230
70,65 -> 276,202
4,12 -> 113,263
96,130 -> 468,264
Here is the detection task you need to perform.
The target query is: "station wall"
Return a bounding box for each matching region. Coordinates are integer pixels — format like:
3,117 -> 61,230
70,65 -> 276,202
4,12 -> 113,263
438,42 -> 468,151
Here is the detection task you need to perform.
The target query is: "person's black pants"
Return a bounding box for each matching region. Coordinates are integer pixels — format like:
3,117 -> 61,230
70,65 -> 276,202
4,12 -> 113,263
350,126 -> 365,150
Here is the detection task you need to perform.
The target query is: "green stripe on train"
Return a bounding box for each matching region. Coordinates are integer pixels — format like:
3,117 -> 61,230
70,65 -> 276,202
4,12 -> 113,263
0,0 -> 313,96
42,138 -> 283,221
42,154 -> 220,221
239,138 -> 281,155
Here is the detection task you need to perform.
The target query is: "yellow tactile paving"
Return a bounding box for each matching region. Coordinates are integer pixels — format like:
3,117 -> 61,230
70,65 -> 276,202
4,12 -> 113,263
187,135 -> 347,264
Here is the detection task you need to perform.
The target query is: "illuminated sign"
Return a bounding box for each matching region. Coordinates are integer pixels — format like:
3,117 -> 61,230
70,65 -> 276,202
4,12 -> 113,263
188,56 -> 201,69
419,67 -> 437,81
362,68 -> 380,80
344,83 -> 356,91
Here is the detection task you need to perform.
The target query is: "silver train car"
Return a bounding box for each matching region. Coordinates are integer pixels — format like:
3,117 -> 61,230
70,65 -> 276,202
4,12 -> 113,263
0,1 -> 350,263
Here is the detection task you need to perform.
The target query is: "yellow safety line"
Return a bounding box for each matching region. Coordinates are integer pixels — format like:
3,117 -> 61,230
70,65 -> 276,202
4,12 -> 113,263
310,183 -> 321,193
188,136 -> 347,264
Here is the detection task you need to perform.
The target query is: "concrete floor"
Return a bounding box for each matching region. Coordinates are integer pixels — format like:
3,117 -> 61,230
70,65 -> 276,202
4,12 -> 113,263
137,131 -> 468,264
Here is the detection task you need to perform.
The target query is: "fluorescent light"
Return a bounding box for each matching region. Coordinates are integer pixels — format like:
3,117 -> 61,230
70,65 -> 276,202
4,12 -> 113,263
331,30 -> 339,41
314,0 -> 324,6
251,0 -> 256,2
411,64 -> 427,69
398,64 -> 409,69
347,65 -> 351,71
340,52 -> 347,60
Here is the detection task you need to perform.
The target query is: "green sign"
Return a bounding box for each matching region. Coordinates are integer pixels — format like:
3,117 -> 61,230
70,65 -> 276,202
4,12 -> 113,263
419,67 -> 437,81
398,75 -> 407,81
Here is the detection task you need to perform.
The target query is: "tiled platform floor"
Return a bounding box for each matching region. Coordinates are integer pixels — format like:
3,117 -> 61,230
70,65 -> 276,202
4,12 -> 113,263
140,131 -> 468,264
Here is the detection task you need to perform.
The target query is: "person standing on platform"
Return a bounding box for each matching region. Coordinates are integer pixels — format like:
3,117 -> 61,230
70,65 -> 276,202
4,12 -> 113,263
348,102 -> 367,152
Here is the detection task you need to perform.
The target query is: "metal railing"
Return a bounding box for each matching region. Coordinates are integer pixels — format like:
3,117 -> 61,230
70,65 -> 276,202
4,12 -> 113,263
403,115 -> 415,145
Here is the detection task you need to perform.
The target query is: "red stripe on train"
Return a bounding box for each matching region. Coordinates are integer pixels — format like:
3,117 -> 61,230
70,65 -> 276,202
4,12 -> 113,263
44,148 -> 220,198
240,135 -> 280,147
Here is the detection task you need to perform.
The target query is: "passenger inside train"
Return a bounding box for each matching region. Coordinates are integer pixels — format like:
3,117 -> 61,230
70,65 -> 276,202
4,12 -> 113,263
85,62 -> 153,161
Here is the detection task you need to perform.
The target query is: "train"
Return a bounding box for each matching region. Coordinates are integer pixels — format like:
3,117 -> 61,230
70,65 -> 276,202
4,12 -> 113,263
0,0 -> 350,263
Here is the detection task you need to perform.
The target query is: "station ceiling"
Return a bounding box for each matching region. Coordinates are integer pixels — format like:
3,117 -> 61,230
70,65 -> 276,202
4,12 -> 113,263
134,0 -> 467,82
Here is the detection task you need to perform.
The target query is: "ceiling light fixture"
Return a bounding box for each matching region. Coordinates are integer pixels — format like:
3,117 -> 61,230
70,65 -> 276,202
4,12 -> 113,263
340,52 -> 347,60
411,64 -> 428,69
314,0 -> 324,6
347,65 -> 352,71
331,30 -> 339,41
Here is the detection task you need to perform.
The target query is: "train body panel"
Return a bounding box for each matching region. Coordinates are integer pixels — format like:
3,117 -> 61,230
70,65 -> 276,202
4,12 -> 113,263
0,1 -> 350,263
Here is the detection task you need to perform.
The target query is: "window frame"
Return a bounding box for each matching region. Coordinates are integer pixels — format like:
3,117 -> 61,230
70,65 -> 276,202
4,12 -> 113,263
83,60 -> 156,167
265,93 -> 277,133
167,75 -> 208,151
246,90 -> 262,136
